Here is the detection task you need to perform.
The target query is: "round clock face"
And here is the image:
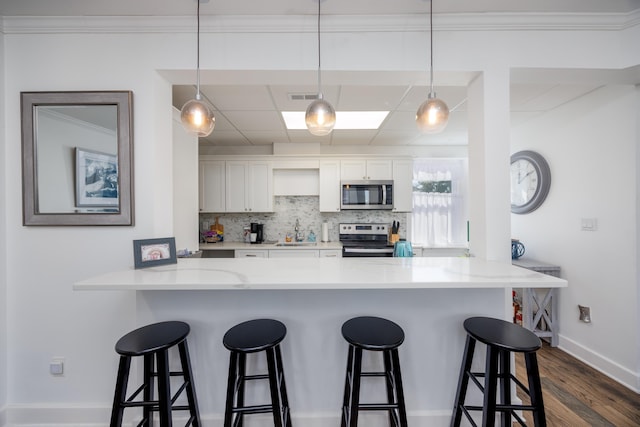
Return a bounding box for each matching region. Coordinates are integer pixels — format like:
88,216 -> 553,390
510,151 -> 551,214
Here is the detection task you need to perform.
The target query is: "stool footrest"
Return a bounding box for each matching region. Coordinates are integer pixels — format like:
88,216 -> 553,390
232,404 -> 276,415
357,403 -> 401,410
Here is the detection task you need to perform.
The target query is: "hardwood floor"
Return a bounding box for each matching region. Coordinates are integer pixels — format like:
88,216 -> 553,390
514,343 -> 640,426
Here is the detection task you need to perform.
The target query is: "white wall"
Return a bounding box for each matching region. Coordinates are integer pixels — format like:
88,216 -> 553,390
511,85 -> 640,390
1,12 -> 639,425
0,21 -> 9,426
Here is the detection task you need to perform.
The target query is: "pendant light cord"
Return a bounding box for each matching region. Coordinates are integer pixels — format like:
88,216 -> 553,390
429,0 -> 434,95
196,0 -> 202,99
316,0 -> 322,96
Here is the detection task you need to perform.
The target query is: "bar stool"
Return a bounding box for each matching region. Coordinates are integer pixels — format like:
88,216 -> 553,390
451,316 -> 546,427
340,316 -> 408,427
223,318 -> 292,427
110,321 -> 201,427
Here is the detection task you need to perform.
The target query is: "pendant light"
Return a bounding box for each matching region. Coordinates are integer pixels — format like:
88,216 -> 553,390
180,0 -> 215,137
416,0 -> 449,134
305,0 -> 336,136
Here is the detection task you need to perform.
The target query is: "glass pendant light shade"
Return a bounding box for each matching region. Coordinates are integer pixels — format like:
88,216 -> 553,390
181,96 -> 215,137
416,93 -> 449,133
305,95 -> 336,136
180,0 -> 215,138
306,0 -> 335,136
416,0 -> 449,134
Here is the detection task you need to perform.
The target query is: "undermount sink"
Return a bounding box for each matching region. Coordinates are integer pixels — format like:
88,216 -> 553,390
274,241 -> 318,247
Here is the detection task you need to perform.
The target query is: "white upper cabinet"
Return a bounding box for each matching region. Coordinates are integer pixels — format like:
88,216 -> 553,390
199,160 -> 226,213
319,160 -> 341,212
392,159 -> 413,212
340,159 -> 392,181
225,161 -> 273,213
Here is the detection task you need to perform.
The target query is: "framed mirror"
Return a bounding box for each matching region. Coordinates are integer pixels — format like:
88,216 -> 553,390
21,91 -> 134,226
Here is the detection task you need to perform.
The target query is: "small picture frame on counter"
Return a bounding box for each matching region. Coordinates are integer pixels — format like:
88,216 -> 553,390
133,237 -> 177,269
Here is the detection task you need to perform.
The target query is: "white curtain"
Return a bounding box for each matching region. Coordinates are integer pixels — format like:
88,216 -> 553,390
411,158 -> 468,247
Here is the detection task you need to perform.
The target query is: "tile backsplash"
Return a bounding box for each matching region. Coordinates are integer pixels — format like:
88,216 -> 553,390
200,196 -> 406,243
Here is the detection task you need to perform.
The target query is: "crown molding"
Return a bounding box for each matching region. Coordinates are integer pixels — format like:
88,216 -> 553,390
2,11 -> 639,35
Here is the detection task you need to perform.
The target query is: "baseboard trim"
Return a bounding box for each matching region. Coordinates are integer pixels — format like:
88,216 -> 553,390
559,335 -> 640,393
3,406 -> 453,427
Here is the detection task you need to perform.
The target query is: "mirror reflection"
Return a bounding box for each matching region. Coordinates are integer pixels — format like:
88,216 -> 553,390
35,105 -> 119,213
21,91 -> 134,226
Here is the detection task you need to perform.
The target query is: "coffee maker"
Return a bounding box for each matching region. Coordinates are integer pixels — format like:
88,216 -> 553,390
250,223 -> 264,244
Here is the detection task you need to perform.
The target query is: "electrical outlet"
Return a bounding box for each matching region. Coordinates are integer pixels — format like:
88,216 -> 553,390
578,305 -> 591,323
49,358 -> 65,376
581,218 -> 598,231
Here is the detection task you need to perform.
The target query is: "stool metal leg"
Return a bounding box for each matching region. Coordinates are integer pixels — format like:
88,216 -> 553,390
498,349 -> 511,427
390,349 -> 408,427
110,355 -> 131,427
348,347 -> 363,427
482,345 -> 499,427
178,340 -> 201,427
275,345 -> 292,427
142,354 -> 154,427
383,351 -> 396,426
525,352 -> 546,427
266,347 -> 284,427
223,351 -> 239,427
450,335 -> 476,427
156,349 -> 173,427
341,345 -> 354,427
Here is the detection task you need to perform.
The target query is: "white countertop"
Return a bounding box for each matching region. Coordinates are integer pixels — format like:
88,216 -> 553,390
74,257 -> 567,291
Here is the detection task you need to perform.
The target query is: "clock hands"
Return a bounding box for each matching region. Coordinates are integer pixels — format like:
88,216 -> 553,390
518,170 -> 534,184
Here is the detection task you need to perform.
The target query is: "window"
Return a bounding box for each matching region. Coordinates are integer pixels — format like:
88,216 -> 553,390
411,158 -> 468,247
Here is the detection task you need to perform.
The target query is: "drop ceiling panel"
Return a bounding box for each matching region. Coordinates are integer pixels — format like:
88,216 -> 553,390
330,130 -> 380,145
202,130 -> 251,146
336,85 -> 410,111
241,131 -> 291,145
222,110 -> 286,131
201,85 -> 276,111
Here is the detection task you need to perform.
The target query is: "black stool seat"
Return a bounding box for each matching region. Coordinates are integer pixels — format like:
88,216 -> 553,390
116,321 -> 190,356
342,316 -> 405,351
223,319 -> 292,427
110,321 -> 201,427
451,316 -> 546,427
223,318 -> 286,352
463,317 -> 541,353
341,316 -> 408,427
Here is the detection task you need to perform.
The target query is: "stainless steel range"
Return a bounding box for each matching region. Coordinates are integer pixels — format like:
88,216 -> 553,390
339,223 -> 394,257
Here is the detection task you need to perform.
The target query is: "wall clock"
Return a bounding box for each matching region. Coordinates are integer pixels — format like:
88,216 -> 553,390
510,150 -> 551,214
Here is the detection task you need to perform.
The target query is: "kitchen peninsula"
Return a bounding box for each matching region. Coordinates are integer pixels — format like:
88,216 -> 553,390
75,257 -> 566,425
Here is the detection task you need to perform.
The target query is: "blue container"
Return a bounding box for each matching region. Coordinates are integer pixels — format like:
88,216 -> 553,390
393,240 -> 413,257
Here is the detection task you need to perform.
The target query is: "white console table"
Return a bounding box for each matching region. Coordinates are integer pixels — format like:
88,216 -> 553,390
512,258 -> 561,347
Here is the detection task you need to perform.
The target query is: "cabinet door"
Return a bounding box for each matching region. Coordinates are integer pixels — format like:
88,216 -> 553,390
319,249 -> 342,258
199,160 -> 226,212
341,159 -> 392,180
248,161 -> 273,212
235,249 -> 268,258
225,161 -> 248,212
340,160 -> 367,180
392,159 -> 413,212
366,160 -> 393,180
269,250 -> 320,258
319,160 -> 341,212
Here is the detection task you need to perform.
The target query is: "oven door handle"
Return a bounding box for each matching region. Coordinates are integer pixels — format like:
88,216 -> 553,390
343,247 -> 394,254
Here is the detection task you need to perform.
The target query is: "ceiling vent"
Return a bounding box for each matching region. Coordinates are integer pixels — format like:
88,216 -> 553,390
288,93 -> 319,101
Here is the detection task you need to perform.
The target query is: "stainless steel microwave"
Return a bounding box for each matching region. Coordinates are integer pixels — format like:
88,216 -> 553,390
341,180 -> 393,210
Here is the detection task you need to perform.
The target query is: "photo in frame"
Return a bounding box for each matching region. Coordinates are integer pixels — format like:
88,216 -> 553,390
75,147 -> 119,207
133,237 -> 177,269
